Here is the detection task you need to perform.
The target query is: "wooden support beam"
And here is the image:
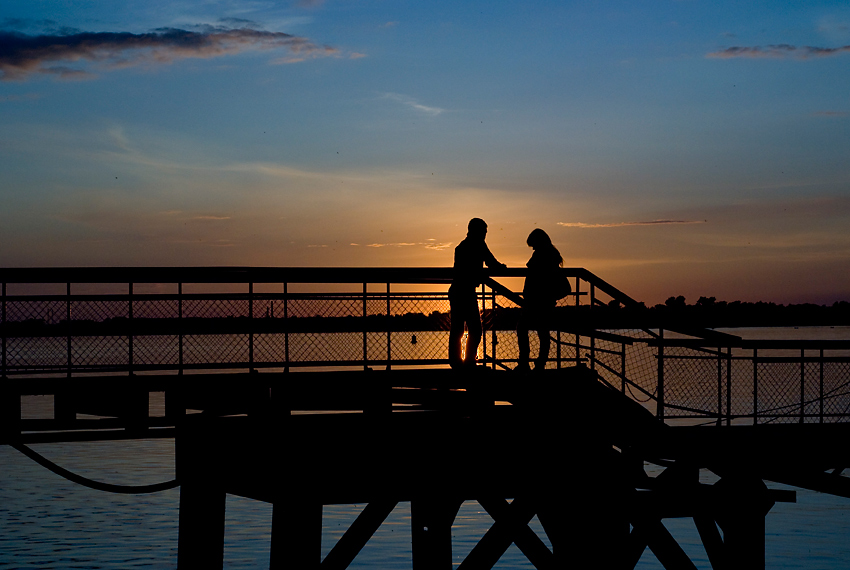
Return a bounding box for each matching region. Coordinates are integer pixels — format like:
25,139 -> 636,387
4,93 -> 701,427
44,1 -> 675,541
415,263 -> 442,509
640,519 -> 698,570
458,497 -> 537,570
270,498 -> 322,570
322,500 -> 398,570
164,386 -> 186,420
624,523 -> 650,569
713,476 -> 773,570
716,513 -> 765,569
176,418 -> 227,569
411,497 -> 462,570
537,455 -> 630,568
177,484 -> 226,569
0,386 -> 21,440
694,516 -> 727,570
478,498 -> 554,569
54,392 -> 76,422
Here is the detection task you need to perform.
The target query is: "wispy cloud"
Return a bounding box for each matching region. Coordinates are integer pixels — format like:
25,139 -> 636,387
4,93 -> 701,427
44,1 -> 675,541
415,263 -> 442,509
813,110 -> 848,117
356,241 -> 453,250
382,92 -> 445,116
707,44 -> 850,59
0,26 -> 339,81
558,220 -> 705,228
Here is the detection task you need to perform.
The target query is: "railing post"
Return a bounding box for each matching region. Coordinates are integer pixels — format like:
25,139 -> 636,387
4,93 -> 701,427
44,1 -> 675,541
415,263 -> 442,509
66,282 -> 72,378
716,346 -> 723,427
575,277 -> 582,365
0,280 -> 19,438
621,343 -> 626,394
128,282 -> 134,375
166,282 -> 185,420
818,349 -> 823,423
726,346 -> 732,427
362,282 -> 368,370
56,281 -> 74,422
800,348 -> 806,424
589,283 -> 596,370
656,329 -> 664,421
283,282 -> 289,373
481,283 -> 487,368
556,329 -> 561,369
1,281 -> 5,380
178,283 -> 184,374
491,287 -> 497,370
753,348 -> 758,425
589,335 -> 595,370
249,282 -> 254,373
386,282 -> 391,371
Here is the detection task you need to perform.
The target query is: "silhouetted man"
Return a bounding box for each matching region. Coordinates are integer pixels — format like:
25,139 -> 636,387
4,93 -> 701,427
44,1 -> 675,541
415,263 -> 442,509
449,218 -> 506,369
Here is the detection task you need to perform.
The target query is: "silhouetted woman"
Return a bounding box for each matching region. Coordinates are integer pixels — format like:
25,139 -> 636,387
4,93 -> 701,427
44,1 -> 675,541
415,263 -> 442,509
516,229 -> 563,372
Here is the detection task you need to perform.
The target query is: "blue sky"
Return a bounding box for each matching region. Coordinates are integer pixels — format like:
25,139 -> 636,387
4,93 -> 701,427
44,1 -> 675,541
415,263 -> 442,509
1,0 -> 849,304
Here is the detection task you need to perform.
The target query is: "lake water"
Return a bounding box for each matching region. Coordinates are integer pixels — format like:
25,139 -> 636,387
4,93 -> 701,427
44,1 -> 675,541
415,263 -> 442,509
2,327 -> 850,569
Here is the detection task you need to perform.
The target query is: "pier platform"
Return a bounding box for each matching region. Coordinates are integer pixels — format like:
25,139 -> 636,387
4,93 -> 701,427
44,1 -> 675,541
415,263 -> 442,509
4,266 -> 850,568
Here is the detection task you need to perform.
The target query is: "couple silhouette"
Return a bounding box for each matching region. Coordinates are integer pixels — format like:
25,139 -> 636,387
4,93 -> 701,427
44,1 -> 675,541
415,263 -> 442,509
448,218 -> 563,371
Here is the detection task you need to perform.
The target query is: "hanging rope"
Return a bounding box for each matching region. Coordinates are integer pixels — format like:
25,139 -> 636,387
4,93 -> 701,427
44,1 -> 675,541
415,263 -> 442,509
11,442 -> 179,494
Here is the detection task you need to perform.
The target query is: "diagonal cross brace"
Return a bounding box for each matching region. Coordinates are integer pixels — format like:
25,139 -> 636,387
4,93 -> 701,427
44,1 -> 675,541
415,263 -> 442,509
321,500 -> 398,570
458,497 -> 555,570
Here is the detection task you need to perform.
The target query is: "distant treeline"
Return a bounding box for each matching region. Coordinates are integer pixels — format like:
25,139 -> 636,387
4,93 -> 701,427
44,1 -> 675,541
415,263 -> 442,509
599,296 -> 850,328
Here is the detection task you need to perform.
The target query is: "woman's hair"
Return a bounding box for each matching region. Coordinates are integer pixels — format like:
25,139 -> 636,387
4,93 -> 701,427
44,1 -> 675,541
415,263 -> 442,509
527,229 -> 563,266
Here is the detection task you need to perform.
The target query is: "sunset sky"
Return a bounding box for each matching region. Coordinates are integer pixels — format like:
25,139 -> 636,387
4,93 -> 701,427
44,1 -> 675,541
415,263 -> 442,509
1,0 -> 849,305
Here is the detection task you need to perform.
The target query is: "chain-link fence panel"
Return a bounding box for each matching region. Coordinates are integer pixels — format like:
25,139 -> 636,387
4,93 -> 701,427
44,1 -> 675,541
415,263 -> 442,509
254,333 -> 286,365
391,331 -> 450,363
71,336 -> 130,369
134,299 -> 179,320
183,298 -> 249,319
70,300 -> 128,322
822,361 -> 850,421
662,346 -> 725,417
287,332 -> 363,364
5,336 -> 67,372
755,361 -> 804,423
133,335 -> 180,367
726,357 -> 755,420
182,333 -> 249,366
5,299 -> 66,325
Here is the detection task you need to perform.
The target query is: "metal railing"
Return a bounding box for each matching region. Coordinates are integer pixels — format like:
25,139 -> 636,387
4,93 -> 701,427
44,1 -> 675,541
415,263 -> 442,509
647,338 -> 850,425
3,267 -> 849,425
0,267 -> 631,378
574,326 -> 850,425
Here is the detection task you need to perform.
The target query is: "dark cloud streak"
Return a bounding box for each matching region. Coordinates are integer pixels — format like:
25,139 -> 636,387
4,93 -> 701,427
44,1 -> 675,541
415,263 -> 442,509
558,220 -> 705,229
0,27 -> 338,80
707,44 -> 850,59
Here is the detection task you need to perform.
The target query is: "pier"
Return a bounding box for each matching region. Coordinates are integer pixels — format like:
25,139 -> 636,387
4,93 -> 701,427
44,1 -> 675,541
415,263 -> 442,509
2,267 -> 850,569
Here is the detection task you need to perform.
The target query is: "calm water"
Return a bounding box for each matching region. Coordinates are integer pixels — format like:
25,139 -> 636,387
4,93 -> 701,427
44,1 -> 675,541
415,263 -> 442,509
2,327 -> 850,569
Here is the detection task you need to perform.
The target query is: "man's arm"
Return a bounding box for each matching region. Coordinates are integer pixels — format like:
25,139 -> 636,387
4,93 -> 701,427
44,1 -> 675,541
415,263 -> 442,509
483,243 -> 507,270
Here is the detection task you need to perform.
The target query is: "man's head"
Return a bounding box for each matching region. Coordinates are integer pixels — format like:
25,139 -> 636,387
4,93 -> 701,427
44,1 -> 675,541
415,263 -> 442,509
467,218 -> 488,239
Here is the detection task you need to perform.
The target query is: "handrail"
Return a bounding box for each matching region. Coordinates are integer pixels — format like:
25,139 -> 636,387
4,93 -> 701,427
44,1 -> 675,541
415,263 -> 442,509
0,266 -> 585,284
573,268 -> 641,307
